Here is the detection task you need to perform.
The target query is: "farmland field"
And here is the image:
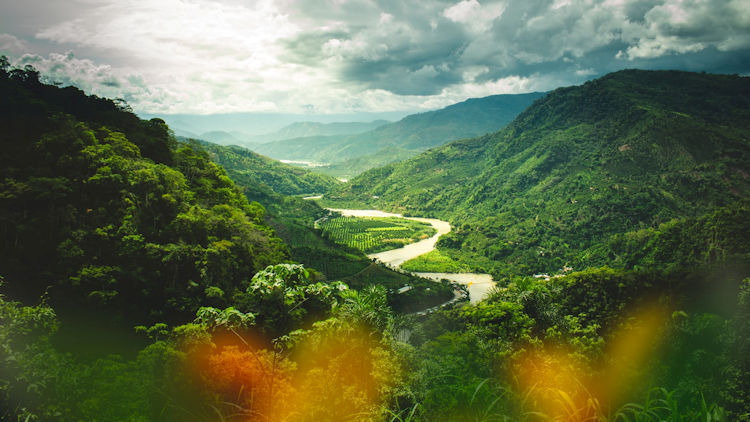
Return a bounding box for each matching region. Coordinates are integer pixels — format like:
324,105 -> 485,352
319,216 -> 436,254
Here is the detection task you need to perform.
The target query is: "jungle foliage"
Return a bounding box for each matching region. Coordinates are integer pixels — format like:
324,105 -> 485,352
0,61 -> 288,324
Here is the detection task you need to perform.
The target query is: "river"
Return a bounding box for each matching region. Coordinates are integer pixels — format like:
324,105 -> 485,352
327,208 -> 496,303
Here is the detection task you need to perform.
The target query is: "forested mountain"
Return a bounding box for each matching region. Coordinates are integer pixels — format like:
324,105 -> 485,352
253,92 -> 545,176
0,62 -> 290,323
194,141 -> 340,196
326,70 -> 750,276
0,60 -> 443,325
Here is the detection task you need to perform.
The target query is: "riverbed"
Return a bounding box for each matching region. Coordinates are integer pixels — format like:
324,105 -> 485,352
327,208 -> 495,303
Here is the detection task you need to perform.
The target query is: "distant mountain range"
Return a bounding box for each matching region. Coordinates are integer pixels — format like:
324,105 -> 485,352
253,92 -> 546,176
325,70 -> 750,276
251,120 -> 390,142
173,120 -> 391,151
139,111 -> 409,139
194,130 -> 254,146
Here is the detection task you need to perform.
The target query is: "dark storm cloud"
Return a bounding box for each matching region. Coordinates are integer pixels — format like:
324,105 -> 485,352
329,18 -> 471,95
281,0 -> 750,96
282,0 -> 475,95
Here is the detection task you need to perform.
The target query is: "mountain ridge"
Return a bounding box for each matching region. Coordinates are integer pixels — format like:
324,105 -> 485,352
324,69 -> 750,276
253,92 -> 546,176
253,119 -> 390,142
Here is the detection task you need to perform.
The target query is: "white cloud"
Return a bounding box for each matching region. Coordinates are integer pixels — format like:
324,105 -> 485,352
453,75 -> 545,98
13,51 -> 167,107
443,0 -> 506,32
31,0 -> 312,114
379,12 -> 394,24
618,0 -> 750,60
462,65 -> 490,82
0,33 -> 29,54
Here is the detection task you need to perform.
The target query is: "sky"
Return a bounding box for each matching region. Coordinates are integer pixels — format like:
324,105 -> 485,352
2,0 -> 750,120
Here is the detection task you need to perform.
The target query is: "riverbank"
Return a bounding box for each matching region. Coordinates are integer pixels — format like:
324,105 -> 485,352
326,208 -> 495,303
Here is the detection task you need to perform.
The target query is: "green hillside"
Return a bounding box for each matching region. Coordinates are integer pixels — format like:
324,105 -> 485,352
0,63 -> 289,323
254,92 -> 545,176
326,70 -> 750,276
191,141 -> 451,311
197,141 -> 340,196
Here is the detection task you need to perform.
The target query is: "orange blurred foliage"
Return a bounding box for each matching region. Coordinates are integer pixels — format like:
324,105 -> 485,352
187,323 -> 399,421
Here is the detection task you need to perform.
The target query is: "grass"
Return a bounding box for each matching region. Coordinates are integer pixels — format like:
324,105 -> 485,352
400,250 -> 471,273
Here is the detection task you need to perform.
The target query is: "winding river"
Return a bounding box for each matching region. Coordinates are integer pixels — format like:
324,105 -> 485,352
327,208 -> 496,304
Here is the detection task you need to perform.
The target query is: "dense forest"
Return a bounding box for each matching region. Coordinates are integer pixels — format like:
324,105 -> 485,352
1,59 -> 749,421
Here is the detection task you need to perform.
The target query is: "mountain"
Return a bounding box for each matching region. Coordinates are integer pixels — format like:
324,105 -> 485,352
249,120 -> 390,142
197,141 -> 340,196
0,65 -> 289,321
194,121 -> 390,147
325,70 -> 750,276
253,92 -> 546,176
198,130 -> 256,147
139,111 -> 409,138
0,61 -> 448,325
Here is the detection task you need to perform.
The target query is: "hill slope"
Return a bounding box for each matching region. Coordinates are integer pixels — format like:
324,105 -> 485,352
0,61 -> 448,323
195,141 -> 341,196
197,130 -> 256,147
326,70 -> 750,275
187,146 -> 455,314
253,92 -> 545,175
0,64 -> 289,321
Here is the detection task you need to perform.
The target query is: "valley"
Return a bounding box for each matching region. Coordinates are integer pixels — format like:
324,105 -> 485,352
326,208 -> 496,303
1,59 -> 749,421
251,92 -> 546,177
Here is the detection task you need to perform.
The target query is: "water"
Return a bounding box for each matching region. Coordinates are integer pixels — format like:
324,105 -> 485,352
280,159 -> 328,168
414,272 -> 495,304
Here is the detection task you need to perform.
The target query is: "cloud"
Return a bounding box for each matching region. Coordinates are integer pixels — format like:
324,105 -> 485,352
282,1 -> 473,95
443,0 -> 506,32
28,0 -> 311,113
12,52 -> 164,107
0,33 -> 29,54
2,0 -> 749,115
617,0 -> 750,59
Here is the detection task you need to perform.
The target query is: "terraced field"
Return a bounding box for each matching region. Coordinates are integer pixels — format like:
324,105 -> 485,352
319,216 -> 436,253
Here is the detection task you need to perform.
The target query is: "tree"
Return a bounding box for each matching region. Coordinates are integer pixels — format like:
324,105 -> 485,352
242,263 -> 347,335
